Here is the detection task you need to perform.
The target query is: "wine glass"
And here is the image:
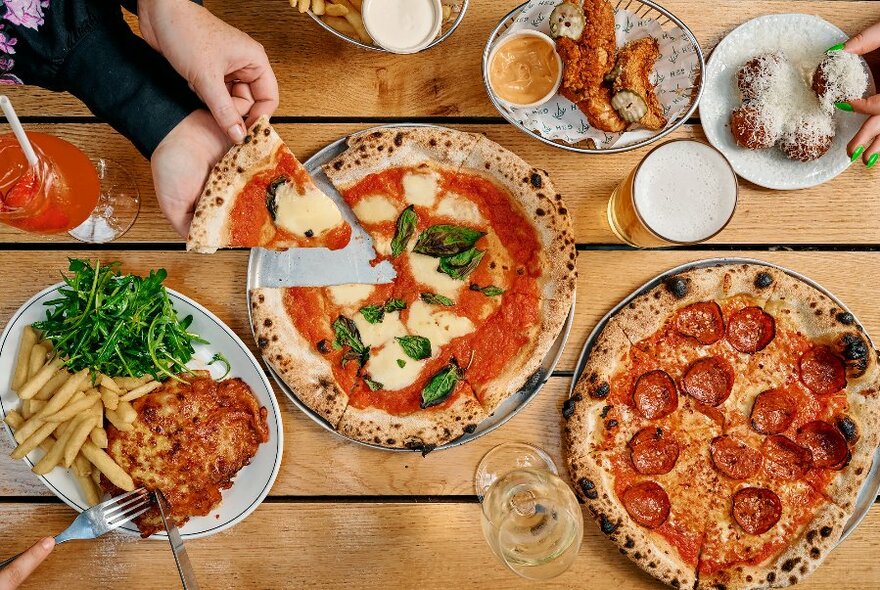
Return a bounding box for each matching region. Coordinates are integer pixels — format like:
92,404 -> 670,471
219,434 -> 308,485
475,443 -> 583,580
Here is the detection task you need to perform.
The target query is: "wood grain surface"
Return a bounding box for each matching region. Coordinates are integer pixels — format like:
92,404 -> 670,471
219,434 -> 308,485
0,503 -> 877,590
2,249 -> 880,499
3,1 -> 879,117
0,123 -> 878,245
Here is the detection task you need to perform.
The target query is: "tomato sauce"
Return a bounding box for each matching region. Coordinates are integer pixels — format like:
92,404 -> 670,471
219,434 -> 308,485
230,151 -> 351,249
283,164 -> 543,415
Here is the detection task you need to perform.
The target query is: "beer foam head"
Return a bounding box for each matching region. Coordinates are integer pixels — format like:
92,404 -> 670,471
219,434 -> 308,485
633,141 -> 737,243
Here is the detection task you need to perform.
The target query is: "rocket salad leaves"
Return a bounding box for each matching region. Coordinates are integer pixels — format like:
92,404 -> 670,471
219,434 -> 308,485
33,259 -> 208,381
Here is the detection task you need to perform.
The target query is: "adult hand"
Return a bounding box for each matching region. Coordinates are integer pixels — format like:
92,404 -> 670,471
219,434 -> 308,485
151,109 -> 231,236
837,22 -> 880,167
0,538 -> 55,590
137,0 -> 279,143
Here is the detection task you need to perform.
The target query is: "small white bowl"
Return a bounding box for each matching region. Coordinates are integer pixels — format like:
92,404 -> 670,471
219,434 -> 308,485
361,0 -> 444,55
487,30 -> 563,109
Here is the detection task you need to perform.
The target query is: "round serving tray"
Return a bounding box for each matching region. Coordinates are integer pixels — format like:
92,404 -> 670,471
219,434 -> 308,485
483,0 -> 705,155
308,0 -> 469,53
568,257 -> 880,544
247,124 -> 575,452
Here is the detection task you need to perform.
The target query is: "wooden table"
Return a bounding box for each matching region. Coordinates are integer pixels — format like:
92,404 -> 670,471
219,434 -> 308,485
2,1 -> 880,588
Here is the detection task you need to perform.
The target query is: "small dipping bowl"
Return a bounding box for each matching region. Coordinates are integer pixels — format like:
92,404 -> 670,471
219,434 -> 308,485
486,30 -> 563,109
361,0 -> 444,55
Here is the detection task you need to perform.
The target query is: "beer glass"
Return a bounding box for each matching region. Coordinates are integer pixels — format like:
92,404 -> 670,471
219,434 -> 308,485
607,139 -> 738,248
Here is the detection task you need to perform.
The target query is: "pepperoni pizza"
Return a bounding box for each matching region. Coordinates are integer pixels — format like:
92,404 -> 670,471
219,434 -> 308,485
564,262 -> 880,589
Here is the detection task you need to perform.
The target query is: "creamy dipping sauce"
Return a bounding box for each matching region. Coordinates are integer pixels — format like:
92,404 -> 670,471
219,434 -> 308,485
489,34 -> 561,106
362,0 -> 441,53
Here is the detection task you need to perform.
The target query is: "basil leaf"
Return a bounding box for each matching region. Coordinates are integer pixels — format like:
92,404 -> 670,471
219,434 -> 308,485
438,248 -> 485,281
420,292 -> 454,306
332,315 -> 369,369
384,298 -> 406,313
397,359 -> 406,368
421,359 -> 463,409
266,176 -> 288,221
470,284 -> 505,297
412,225 -> 486,257
396,335 -> 431,360
391,205 -> 418,257
364,377 -> 384,391
359,304 -> 385,324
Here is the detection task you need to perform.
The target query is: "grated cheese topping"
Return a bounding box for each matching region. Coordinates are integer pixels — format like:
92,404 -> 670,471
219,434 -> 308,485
813,50 -> 869,111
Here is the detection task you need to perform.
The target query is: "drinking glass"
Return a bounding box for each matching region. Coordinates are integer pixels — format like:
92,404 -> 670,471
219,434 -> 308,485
0,131 -> 139,243
607,139 -> 738,248
475,442 -> 583,580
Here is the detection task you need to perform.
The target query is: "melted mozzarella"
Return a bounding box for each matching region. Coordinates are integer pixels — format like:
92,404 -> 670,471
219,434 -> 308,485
373,235 -> 393,256
274,182 -> 342,237
407,252 -> 464,300
327,284 -> 375,308
367,341 -> 427,391
403,172 -> 439,206
435,193 -> 485,224
352,195 -> 398,224
353,311 -> 406,348
406,300 -> 475,348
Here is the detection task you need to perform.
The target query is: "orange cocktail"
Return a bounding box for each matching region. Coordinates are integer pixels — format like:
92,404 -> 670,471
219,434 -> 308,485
0,132 -> 100,234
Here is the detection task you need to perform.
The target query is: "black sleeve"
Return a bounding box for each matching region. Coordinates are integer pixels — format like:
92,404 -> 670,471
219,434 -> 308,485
6,0 -> 202,158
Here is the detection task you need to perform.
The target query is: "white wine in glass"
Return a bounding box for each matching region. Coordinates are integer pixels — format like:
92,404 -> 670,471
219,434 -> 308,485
476,443 -> 583,580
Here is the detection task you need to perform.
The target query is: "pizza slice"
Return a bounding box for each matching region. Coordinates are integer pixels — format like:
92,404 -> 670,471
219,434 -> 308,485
188,116 -> 351,254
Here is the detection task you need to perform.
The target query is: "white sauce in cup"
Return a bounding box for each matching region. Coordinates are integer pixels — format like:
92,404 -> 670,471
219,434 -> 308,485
362,0 -> 443,54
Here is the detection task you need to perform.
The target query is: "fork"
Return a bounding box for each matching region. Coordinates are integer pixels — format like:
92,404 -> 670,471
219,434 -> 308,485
0,487 -> 152,569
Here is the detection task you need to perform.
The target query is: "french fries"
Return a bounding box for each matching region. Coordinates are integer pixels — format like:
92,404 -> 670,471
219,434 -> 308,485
5,325 -> 166,505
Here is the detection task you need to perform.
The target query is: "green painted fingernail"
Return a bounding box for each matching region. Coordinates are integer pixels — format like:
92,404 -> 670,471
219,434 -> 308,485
851,146 -> 865,162
827,43 -> 845,53
835,101 -> 854,112
867,153 -> 879,169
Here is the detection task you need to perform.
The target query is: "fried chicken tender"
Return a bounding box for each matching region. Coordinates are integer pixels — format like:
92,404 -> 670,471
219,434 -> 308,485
613,37 -> 667,130
556,0 -> 626,132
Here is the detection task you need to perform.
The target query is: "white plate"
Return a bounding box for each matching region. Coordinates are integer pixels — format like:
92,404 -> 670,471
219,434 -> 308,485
0,284 -> 283,540
702,14 -> 875,190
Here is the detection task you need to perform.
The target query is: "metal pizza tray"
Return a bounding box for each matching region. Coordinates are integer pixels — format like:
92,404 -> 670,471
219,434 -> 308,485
568,257 -> 880,544
247,124 -> 575,452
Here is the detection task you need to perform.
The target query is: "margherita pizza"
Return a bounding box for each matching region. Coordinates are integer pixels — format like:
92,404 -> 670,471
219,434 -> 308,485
250,127 -> 576,450
564,262 -> 880,589
188,116 -> 352,254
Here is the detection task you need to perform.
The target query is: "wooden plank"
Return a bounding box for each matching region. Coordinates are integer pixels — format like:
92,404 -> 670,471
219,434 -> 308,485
1,123 -> 879,245
2,1 -> 878,118
0,502 -> 878,589
2,250 -> 880,497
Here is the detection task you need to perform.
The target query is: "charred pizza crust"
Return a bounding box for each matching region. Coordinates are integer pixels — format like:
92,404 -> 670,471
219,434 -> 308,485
188,117 -> 283,254
565,261 -> 880,589
250,288 -> 350,427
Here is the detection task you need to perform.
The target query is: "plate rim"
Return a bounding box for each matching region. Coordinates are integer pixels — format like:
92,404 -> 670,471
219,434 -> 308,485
0,282 -> 284,541
702,12 -> 876,190
246,123 -> 577,452
566,256 -> 880,545
481,0 -> 706,155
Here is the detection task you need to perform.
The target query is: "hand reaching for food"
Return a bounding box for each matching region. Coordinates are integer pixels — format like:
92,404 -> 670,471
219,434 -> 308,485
834,21 -> 880,167
137,0 -> 279,144
0,538 -> 54,590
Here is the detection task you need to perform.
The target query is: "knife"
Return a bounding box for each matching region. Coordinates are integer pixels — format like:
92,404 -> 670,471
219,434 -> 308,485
155,490 -> 200,590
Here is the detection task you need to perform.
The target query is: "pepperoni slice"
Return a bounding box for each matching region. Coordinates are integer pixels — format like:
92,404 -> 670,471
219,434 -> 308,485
726,306 -> 776,353
796,421 -> 849,469
633,371 -> 678,420
675,301 -> 725,345
760,435 -> 813,480
710,436 -> 763,480
799,346 -> 847,395
750,388 -> 796,435
622,481 -> 670,529
628,427 -> 680,475
680,357 -> 734,407
732,487 -> 782,535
